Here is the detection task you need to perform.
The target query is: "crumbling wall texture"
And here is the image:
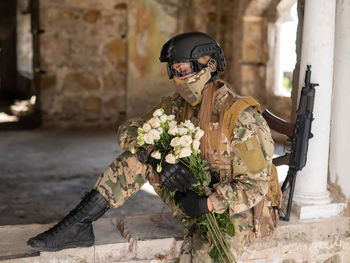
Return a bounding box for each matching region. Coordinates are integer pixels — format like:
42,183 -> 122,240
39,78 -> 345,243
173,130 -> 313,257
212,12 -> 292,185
39,0 -> 292,128
40,0 -> 128,128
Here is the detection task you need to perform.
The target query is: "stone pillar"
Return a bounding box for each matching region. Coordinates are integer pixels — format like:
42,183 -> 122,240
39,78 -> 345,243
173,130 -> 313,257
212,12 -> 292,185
329,0 -> 350,199
292,0 -> 344,219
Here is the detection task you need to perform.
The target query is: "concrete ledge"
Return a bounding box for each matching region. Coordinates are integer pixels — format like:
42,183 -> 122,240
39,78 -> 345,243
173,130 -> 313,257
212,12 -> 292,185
1,214 -> 350,263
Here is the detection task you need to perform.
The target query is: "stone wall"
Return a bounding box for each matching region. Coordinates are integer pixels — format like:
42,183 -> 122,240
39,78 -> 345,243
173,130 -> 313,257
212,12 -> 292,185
38,0 -> 293,128
40,0 -> 128,128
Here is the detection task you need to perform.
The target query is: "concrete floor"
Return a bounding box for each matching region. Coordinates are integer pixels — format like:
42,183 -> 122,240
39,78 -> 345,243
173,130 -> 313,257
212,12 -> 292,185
0,129 -> 170,225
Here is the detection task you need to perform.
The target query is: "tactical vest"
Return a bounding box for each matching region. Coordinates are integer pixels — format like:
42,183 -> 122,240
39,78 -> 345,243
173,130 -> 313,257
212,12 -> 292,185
208,96 -> 282,238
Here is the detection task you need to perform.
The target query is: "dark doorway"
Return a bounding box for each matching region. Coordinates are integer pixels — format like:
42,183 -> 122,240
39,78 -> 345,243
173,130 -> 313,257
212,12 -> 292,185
0,0 -> 40,130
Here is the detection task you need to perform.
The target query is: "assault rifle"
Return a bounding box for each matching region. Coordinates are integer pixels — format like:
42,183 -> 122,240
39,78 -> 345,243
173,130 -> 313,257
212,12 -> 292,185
262,65 -> 318,221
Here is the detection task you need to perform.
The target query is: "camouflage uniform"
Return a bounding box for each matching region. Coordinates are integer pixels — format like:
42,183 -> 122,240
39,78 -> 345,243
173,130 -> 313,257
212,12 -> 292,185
94,80 -> 275,262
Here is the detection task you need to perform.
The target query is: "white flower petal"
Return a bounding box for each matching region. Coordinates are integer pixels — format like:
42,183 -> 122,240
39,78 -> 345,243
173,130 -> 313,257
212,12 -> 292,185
142,123 -> 152,133
160,114 -> 167,123
178,127 -> 188,135
169,120 -> 177,128
184,120 -> 196,132
151,150 -> 162,159
167,115 -> 175,121
165,153 -> 178,164
168,126 -> 179,136
170,137 -> 181,147
194,128 -> 204,140
180,135 -> 192,147
149,129 -> 161,141
179,147 -> 192,158
153,108 -> 164,117
149,117 -> 161,128
192,139 -> 200,151
156,164 -> 162,173
143,134 -> 154,145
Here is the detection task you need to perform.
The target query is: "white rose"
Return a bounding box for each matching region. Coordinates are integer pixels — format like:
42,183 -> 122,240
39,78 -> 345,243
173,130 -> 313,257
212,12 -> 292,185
169,120 -> 177,127
192,139 -> 200,151
142,122 -> 152,133
180,135 -> 192,147
194,128 -> 204,140
167,115 -> 175,121
160,114 -> 167,123
170,137 -> 181,147
151,150 -> 161,159
149,129 -> 161,141
153,108 -> 164,117
143,134 -> 154,145
168,126 -> 179,136
149,117 -> 161,128
178,127 -> 188,135
179,147 -> 192,158
184,120 -> 195,132
165,153 -> 178,164
157,127 -> 163,134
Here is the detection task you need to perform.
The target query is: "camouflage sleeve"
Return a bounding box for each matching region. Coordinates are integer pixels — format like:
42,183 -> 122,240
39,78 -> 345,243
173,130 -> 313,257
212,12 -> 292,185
116,96 -> 173,151
208,107 -> 274,214
116,117 -> 144,151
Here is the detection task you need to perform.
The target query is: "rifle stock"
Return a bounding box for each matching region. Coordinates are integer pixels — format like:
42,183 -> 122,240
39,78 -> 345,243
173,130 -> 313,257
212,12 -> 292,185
262,110 -> 295,138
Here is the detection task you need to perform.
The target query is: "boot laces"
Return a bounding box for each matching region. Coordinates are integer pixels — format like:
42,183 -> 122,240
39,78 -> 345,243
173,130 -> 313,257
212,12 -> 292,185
42,192 -> 93,235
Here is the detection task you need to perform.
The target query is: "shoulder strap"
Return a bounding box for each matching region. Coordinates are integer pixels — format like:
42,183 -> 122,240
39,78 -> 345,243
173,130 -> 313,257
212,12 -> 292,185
223,96 -> 261,140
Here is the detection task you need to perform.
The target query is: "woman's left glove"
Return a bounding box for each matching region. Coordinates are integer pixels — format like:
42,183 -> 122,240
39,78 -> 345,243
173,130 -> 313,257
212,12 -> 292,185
175,190 -> 210,217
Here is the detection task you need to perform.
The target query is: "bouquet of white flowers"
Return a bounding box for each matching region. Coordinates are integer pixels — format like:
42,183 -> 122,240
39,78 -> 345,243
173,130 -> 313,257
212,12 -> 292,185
132,108 -> 236,263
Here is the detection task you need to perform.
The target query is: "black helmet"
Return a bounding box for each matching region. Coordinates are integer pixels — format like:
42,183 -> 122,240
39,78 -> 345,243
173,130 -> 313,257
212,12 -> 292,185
159,32 -> 226,81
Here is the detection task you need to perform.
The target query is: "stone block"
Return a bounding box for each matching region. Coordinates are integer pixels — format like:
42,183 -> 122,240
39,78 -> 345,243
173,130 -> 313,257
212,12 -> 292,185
40,74 -> 56,90
83,10 -> 101,23
292,203 -> 346,220
135,238 -> 177,260
121,213 -> 184,241
242,20 -> 268,63
83,96 -> 102,114
39,246 -> 95,263
61,96 -> 82,119
93,218 -> 135,262
62,72 -> 100,92
57,10 -> 79,20
103,72 -> 126,92
0,223 -> 51,261
107,38 -> 127,59
104,95 -> 126,114
114,3 -> 127,10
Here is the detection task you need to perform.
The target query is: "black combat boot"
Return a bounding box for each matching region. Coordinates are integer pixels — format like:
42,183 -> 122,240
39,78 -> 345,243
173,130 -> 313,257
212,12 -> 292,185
27,189 -> 110,251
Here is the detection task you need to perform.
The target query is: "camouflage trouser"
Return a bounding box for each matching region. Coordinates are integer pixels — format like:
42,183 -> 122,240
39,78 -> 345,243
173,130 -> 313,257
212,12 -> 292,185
94,151 -> 253,262
94,151 -> 152,208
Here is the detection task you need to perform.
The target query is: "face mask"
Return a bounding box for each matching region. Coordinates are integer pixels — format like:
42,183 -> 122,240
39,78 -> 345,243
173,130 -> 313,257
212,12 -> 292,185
174,59 -> 216,106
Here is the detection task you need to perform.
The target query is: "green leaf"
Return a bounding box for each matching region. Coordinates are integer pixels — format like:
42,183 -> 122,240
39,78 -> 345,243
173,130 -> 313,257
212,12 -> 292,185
209,247 -> 219,260
227,223 -> 235,237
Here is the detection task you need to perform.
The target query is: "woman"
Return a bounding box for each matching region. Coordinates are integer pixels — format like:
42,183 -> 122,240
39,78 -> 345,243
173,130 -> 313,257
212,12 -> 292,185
28,32 -> 279,262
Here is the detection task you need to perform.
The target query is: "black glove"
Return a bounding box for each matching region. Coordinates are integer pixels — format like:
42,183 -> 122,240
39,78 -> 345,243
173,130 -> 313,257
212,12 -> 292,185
175,190 -> 210,217
208,171 -> 220,189
149,157 -> 197,192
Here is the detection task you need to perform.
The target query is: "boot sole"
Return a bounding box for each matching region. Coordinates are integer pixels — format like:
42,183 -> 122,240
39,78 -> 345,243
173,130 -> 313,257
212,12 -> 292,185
28,240 -> 94,252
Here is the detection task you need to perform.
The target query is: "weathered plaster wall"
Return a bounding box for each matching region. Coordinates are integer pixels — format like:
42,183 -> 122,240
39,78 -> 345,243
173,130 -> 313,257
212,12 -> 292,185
126,0 -> 182,118
40,0 -> 128,128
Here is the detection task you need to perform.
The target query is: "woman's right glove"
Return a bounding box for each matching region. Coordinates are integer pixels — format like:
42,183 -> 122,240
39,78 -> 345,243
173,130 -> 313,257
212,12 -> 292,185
148,157 -> 196,192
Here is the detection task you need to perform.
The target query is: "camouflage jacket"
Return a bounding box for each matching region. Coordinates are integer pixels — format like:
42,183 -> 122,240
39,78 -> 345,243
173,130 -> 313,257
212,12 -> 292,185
117,80 -> 274,234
